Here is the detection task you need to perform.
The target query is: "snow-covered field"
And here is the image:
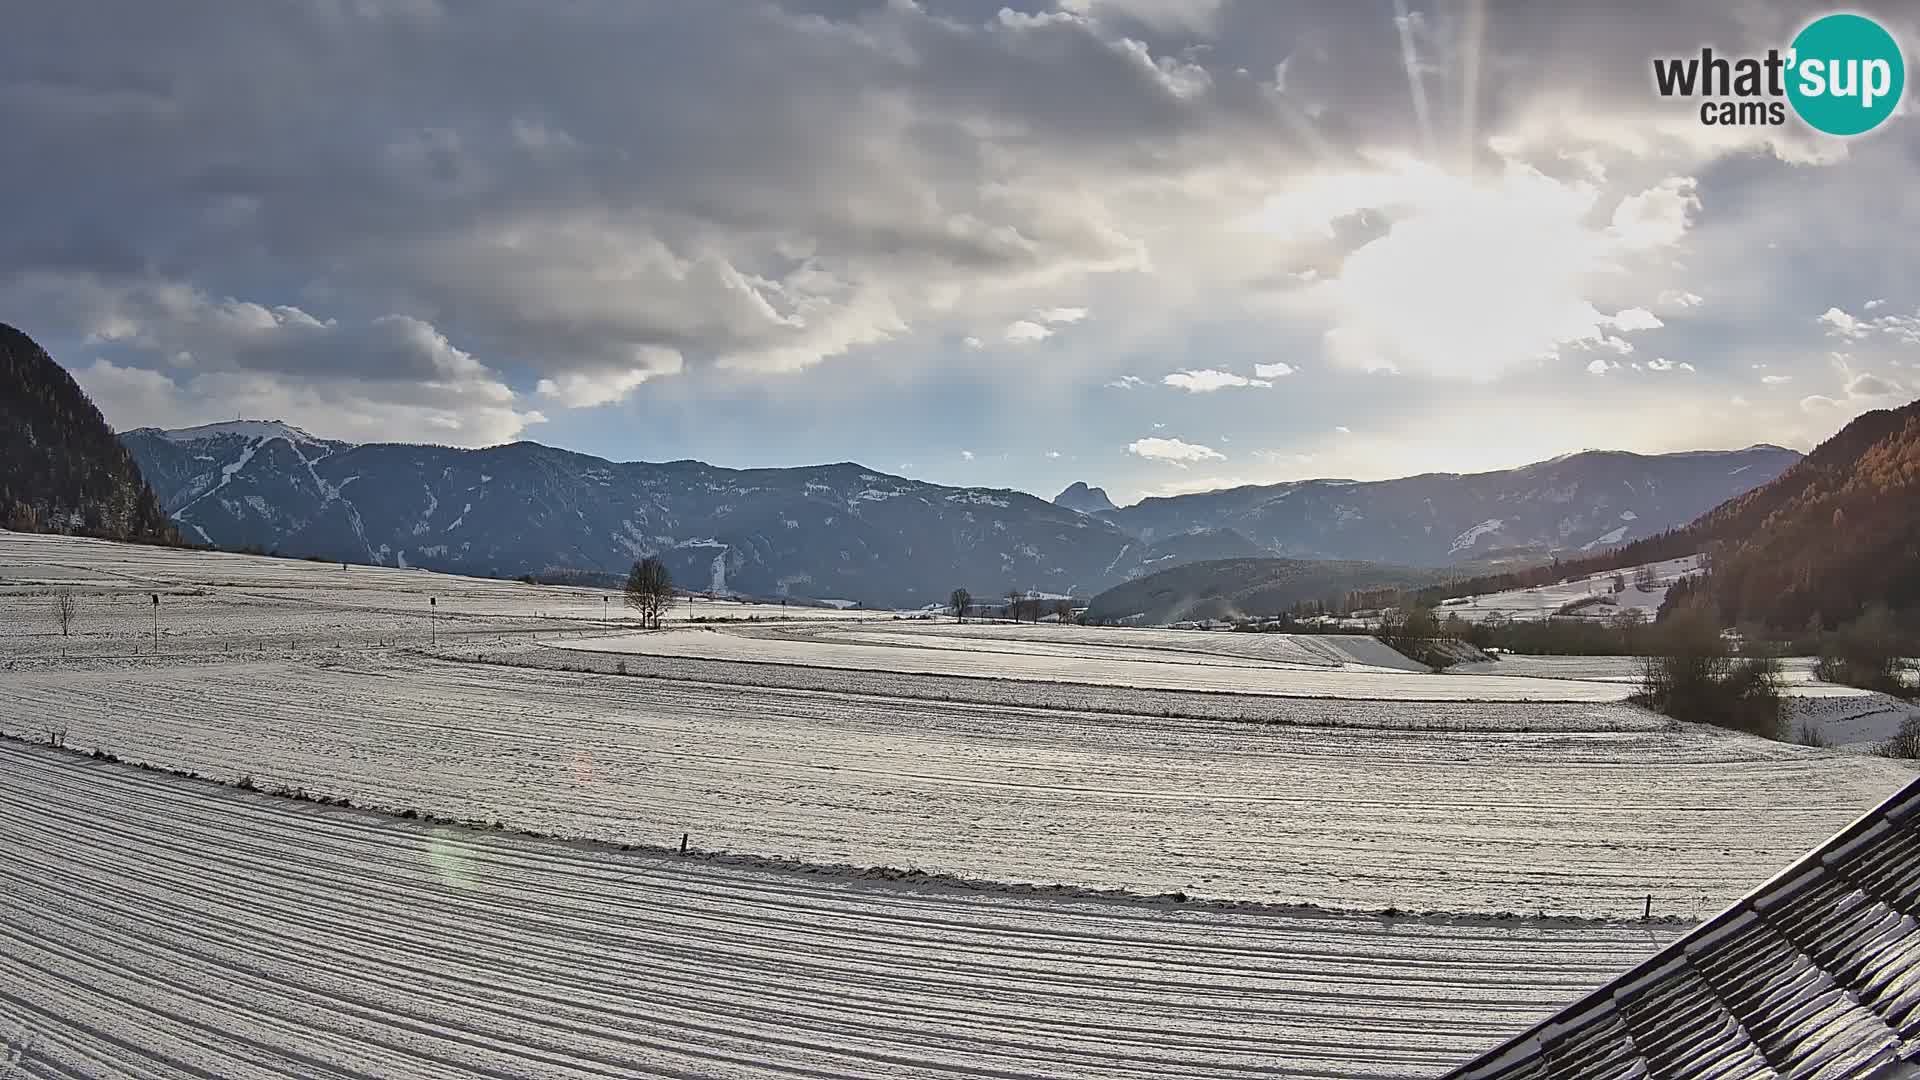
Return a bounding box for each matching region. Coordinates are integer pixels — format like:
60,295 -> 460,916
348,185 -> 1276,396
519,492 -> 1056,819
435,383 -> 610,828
1461,653 -> 1870,696
1786,691 -> 1920,749
1438,555 -> 1702,624
0,532 -> 895,661
0,742 -> 1681,1079
821,621 -> 1437,670
7,652 -> 1910,920
6,534 -> 1917,1077
556,623 -> 1634,702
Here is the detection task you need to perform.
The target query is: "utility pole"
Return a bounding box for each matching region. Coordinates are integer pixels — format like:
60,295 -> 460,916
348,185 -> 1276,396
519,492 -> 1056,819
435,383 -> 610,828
150,593 -> 159,652
429,595 -> 437,647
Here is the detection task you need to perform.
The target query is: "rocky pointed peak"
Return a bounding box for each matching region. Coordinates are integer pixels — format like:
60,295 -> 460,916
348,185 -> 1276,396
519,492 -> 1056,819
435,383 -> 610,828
1053,481 -> 1116,514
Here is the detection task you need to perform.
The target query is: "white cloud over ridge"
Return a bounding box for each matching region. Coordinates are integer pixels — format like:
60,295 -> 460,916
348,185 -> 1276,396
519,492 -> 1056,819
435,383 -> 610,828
1127,437 -> 1225,465
1162,368 -> 1271,392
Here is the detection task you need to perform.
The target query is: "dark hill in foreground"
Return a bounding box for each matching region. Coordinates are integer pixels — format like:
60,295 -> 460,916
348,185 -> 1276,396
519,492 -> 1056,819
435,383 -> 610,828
1,323 -> 176,543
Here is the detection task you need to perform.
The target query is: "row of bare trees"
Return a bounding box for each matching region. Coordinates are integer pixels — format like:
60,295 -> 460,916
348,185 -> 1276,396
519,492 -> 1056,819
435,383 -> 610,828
947,587 -> 1073,624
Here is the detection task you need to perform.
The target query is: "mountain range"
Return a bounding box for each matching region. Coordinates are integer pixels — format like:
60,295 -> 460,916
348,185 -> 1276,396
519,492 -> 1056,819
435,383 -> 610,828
1092,446 -> 1801,566
119,419 -> 1796,607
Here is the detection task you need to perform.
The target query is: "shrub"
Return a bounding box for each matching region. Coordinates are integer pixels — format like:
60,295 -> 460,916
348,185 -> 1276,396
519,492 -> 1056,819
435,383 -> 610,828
1377,605 -> 1450,668
1792,721 -> 1833,749
1815,606 -> 1913,696
1634,605 -> 1784,739
1879,716 -> 1920,760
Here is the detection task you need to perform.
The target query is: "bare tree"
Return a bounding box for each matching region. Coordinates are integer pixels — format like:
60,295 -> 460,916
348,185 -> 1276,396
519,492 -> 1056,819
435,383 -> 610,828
1052,599 -> 1074,624
53,588 -> 77,637
1005,588 -> 1023,623
625,557 -> 675,630
1633,564 -> 1659,591
949,588 -> 972,623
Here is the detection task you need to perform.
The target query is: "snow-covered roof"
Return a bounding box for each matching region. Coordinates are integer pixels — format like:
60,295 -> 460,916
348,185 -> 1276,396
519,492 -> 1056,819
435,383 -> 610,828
1444,773 -> 1920,1078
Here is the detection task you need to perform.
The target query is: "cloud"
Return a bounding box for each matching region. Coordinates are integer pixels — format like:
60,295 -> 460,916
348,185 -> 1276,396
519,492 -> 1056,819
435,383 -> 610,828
1761,374 -> 1793,385
1135,473 -> 1254,498
7,1 -> 1229,435
1608,177 -> 1700,251
960,449 -> 976,461
10,0 -> 1917,472
1645,357 -> 1694,372
1801,367 -> 1906,419
1605,308 -> 1664,332
1253,362 -> 1296,378
1057,0 -> 1229,34
1004,320 -> 1055,344
28,275 -> 541,444
1126,436 -> 1225,466
1285,162 -> 1694,380
1821,305 -> 1920,346
1820,307 -> 1869,340
1045,450 -> 1061,459
1161,368 -> 1271,392
1004,306 -> 1093,346
1333,425 -> 1351,434
74,356 -> 544,447
1586,358 -> 1614,375
535,349 -> 683,407
1847,372 -> 1901,398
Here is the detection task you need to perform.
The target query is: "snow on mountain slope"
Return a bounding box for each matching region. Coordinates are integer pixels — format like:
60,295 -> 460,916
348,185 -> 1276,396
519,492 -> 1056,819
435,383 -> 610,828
120,424 -> 1798,608
1439,554 -> 1703,623
1104,446 -> 1799,565
145,419 -> 323,444
122,431 -> 1148,606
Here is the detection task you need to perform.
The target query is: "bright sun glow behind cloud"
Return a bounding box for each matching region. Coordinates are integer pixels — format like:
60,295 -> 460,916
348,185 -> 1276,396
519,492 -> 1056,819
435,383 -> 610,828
1248,158 -> 1695,381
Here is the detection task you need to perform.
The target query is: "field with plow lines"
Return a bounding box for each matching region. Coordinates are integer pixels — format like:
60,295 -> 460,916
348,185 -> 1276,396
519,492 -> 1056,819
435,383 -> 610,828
0,742 -> 1685,1079
5,532 -> 1916,1078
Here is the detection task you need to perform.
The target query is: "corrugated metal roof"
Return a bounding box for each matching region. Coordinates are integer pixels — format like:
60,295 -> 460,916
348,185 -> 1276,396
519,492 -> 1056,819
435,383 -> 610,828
1444,773 -> 1920,1080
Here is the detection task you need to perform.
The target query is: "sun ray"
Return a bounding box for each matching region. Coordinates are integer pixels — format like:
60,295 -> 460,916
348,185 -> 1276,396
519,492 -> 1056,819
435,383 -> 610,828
1393,0 -> 1438,160
1458,0 -> 1488,177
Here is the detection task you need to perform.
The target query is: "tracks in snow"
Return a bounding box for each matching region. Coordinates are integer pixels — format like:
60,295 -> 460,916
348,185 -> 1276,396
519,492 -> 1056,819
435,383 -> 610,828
0,743 -> 1676,1079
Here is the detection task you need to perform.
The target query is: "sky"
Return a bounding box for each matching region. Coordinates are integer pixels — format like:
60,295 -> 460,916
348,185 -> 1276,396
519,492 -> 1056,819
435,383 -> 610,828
7,0 -> 1919,505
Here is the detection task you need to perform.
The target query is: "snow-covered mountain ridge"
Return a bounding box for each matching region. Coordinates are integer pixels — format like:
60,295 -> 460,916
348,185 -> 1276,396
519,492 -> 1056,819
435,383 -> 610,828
120,426 -> 1798,606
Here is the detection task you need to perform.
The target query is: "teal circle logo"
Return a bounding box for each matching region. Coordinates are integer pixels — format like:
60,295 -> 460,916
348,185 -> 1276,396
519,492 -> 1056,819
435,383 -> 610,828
1787,13 -> 1905,135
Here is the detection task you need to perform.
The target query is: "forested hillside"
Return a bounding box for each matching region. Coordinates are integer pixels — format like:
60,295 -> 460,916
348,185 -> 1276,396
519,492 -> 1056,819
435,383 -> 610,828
0,323 -> 177,543
1422,400 -> 1920,632
1696,400 -> 1920,629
